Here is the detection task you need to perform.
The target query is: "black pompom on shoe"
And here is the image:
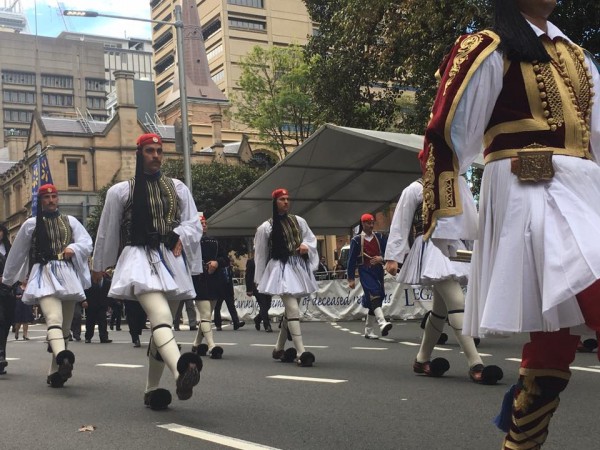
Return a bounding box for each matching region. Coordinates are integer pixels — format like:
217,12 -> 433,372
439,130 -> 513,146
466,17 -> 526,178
281,347 -> 297,363
56,350 -> 75,382
144,388 -> 172,410
297,351 -> 315,367
209,346 -> 224,360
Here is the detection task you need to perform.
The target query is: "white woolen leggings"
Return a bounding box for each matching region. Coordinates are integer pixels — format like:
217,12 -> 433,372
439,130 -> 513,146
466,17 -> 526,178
416,279 -> 482,368
275,295 -> 306,355
137,292 -> 181,392
39,296 -> 76,375
193,300 -> 216,349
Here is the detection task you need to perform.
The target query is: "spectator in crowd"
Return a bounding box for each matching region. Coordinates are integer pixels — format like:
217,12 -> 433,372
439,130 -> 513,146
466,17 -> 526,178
13,283 -> 33,340
191,214 -> 227,358
214,263 -> 245,331
83,269 -> 112,344
246,256 -> 272,332
173,300 -> 197,331
109,299 -> 123,331
125,300 -> 146,348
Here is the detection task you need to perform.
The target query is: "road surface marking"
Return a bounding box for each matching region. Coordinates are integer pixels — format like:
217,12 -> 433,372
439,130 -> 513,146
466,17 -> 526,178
158,423 -> 281,449
352,347 -> 388,351
349,331 -> 362,335
268,375 -> 347,383
571,366 -> 600,373
399,341 -> 420,346
506,358 -> 522,362
96,363 -> 144,368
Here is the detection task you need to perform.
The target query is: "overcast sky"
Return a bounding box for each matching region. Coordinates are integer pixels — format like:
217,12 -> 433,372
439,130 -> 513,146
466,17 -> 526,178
19,0 -> 153,39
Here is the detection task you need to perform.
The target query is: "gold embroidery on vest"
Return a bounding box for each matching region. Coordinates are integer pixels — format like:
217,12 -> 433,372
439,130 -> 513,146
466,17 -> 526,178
443,34 -> 484,96
439,171 -> 456,208
422,145 -> 435,226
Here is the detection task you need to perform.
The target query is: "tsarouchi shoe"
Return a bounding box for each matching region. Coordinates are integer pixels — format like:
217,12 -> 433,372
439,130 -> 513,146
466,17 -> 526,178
175,353 -> 202,401
144,388 -> 172,410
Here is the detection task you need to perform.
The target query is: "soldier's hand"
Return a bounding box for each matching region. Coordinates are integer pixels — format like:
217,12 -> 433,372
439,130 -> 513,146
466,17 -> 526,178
385,260 -> 398,276
207,260 -> 218,274
63,247 -> 75,260
297,243 -> 309,255
172,239 -> 183,257
348,279 -> 355,289
91,271 -> 104,284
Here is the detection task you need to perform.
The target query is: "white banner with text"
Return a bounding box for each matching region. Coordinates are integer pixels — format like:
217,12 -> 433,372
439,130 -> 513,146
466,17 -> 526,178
216,278 -> 433,322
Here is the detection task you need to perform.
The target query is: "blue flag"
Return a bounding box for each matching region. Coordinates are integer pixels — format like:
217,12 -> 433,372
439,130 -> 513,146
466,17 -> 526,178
31,153 -> 54,216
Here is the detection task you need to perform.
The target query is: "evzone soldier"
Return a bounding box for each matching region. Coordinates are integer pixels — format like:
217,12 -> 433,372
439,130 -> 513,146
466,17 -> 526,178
420,0 -> 600,447
385,159 -> 503,385
253,188 -> 318,366
191,214 -> 227,359
2,184 -> 92,386
347,213 -> 392,339
92,133 -> 203,410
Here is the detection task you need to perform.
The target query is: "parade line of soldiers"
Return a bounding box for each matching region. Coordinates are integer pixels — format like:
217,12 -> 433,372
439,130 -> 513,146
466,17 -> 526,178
2,1 -> 600,448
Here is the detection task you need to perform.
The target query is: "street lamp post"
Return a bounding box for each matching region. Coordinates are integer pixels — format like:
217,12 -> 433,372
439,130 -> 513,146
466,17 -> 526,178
64,7 -> 193,191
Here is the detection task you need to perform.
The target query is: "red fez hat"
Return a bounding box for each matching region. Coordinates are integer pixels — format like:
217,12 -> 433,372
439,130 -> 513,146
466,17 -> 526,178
361,213 -> 374,222
136,133 -> 162,148
418,149 -> 426,173
272,188 -> 289,199
38,183 -> 58,196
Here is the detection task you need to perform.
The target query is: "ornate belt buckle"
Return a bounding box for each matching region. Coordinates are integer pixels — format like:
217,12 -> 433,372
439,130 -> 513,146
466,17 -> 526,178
511,148 -> 554,182
57,252 -> 64,261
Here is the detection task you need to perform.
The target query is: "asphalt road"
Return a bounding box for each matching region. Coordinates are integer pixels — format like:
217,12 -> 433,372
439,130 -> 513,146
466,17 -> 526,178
1,319 -> 598,450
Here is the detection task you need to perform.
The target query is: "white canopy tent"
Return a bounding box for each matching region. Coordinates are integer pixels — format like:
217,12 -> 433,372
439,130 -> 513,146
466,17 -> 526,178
207,124 -> 430,237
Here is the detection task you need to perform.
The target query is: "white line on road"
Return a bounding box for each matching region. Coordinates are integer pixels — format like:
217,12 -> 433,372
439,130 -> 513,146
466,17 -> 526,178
267,375 -> 347,383
349,331 -> 362,335
506,358 -> 522,362
433,346 -> 452,351
460,352 -> 493,357
399,341 -> 420,346
339,328 -> 350,332
571,366 -> 600,373
351,347 -> 388,351
96,363 -> 144,368
250,344 -> 329,349
378,337 -> 395,342
6,357 -> 20,361
157,423 -> 281,450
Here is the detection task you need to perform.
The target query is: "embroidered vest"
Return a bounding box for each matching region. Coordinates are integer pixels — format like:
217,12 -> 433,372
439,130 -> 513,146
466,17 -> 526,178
121,174 -> 180,248
268,214 -> 302,258
484,36 -> 593,163
32,213 -> 73,263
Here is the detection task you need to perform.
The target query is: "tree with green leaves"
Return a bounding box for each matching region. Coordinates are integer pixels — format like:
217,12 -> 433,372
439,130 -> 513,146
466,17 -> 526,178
162,159 -> 266,255
230,45 -> 320,159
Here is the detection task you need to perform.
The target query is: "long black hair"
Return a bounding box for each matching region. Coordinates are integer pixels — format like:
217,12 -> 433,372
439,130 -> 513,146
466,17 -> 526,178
0,223 -> 11,255
34,195 -> 53,261
493,0 -> 551,62
130,149 -> 156,245
270,199 -> 289,262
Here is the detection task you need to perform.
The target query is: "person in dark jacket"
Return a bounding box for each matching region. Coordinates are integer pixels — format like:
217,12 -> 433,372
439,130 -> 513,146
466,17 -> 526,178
245,257 -> 272,332
83,269 -> 113,343
214,262 -> 245,331
0,232 -> 16,374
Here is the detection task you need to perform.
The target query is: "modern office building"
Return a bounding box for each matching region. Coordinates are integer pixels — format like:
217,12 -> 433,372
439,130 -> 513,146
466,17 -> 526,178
0,32 -> 107,147
58,32 -> 154,95
151,0 -> 315,110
